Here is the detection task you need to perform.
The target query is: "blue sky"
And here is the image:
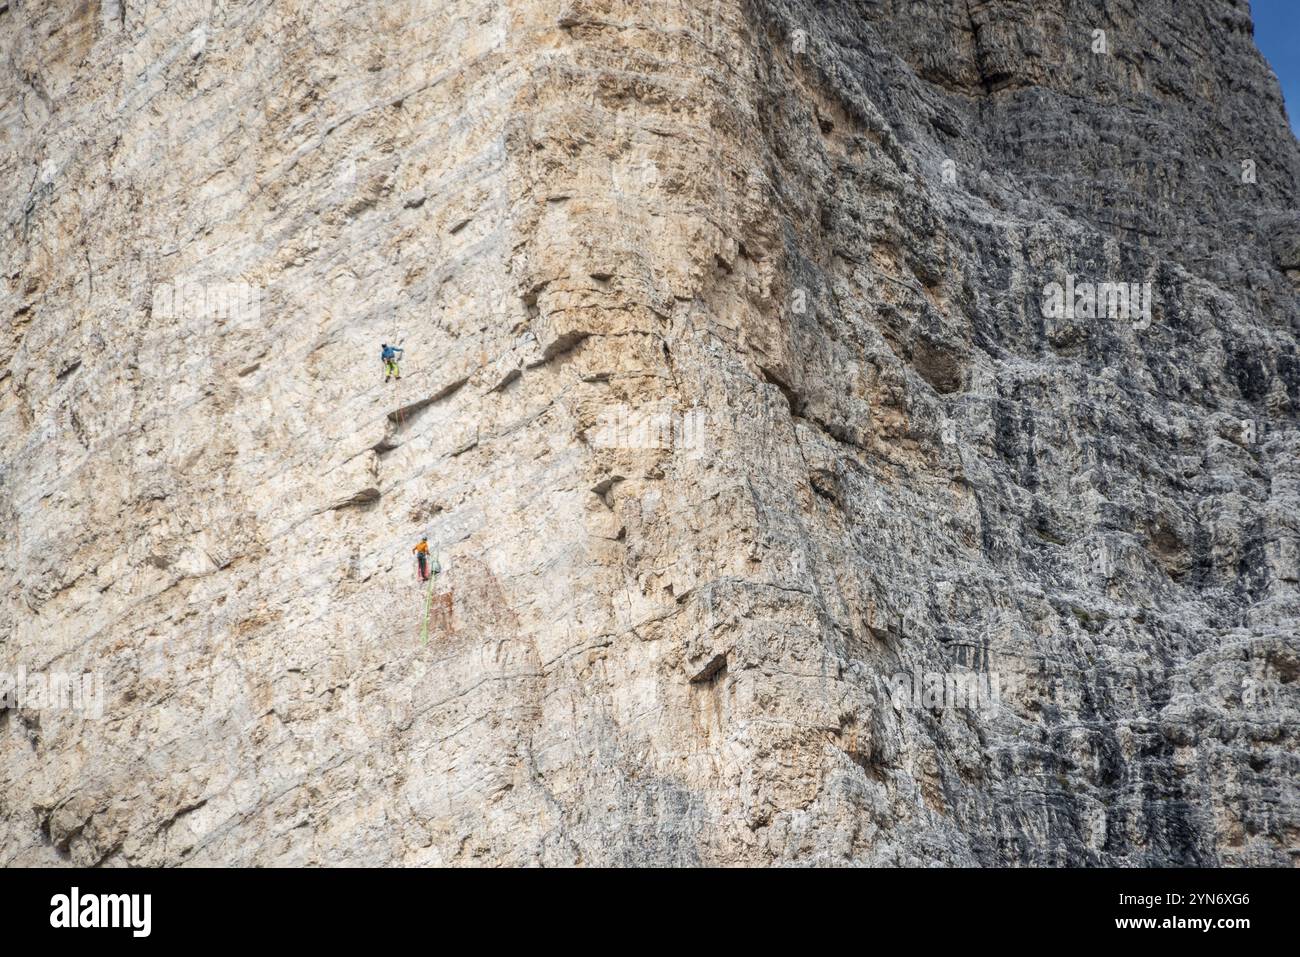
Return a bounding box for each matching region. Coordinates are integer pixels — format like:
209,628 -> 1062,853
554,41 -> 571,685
1253,0 -> 1299,137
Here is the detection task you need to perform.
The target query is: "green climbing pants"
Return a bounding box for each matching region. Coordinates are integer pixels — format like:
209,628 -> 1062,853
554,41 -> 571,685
384,359 -> 400,379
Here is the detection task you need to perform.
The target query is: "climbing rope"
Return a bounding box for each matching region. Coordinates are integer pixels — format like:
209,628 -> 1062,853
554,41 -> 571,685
421,566 -> 436,644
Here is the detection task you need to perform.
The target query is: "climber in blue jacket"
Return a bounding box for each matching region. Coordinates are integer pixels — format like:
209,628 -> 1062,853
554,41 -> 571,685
381,343 -> 404,382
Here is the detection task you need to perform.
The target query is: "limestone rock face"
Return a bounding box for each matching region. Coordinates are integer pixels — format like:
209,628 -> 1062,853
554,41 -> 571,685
1,0 -> 1297,866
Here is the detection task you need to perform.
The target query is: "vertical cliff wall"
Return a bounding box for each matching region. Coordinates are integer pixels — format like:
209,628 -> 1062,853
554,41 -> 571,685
2,0 -> 1297,865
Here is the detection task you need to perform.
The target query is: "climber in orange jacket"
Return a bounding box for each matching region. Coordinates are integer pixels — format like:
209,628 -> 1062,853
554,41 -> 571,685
413,536 -> 434,582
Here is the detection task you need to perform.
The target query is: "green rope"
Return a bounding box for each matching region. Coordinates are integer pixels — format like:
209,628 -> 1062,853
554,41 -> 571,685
421,570 -> 436,644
